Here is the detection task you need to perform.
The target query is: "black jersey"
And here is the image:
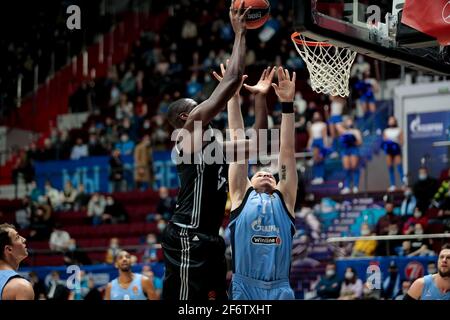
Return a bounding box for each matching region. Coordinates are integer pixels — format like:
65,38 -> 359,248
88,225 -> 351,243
171,128 -> 228,235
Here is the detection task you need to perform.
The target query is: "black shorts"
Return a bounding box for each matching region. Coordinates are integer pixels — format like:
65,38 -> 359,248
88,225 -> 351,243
161,222 -> 228,301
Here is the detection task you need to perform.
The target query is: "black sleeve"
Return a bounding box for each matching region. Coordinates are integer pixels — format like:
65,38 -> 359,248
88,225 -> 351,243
403,293 -> 417,301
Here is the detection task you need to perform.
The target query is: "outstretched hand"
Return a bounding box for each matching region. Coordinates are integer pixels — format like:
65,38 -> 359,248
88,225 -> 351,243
212,59 -> 248,96
271,67 -> 296,102
243,66 -> 276,95
229,0 -> 251,35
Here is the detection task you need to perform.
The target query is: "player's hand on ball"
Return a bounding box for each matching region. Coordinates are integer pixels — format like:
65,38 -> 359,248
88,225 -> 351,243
212,59 -> 248,95
271,67 -> 296,102
243,66 -> 276,95
230,0 -> 251,35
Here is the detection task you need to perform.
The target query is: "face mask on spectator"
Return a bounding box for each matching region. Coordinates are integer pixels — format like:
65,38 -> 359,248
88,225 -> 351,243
106,199 -> 114,206
143,121 -> 150,129
345,271 -> 354,280
68,244 -> 76,251
325,270 -> 335,277
121,135 -> 128,142
404,190 -> 412,197
414,229 -> 423,235
418,174 -> 427,181
428,266 -> 437,274
414,211 -> 422,219
361,229 -> 370,236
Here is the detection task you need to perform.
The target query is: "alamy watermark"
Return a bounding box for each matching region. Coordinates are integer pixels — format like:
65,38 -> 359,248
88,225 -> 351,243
170,121 -> 280,165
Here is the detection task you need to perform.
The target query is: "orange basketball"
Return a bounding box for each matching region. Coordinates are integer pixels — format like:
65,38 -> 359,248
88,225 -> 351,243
233,0 -> 270,29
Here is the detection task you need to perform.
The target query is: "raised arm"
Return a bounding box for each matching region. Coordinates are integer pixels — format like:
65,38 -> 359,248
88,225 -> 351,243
182,0 -> 250,132
273,67 -> 297,217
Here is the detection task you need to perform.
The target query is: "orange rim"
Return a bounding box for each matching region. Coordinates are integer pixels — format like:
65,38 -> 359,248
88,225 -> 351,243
291,32 -> 333,47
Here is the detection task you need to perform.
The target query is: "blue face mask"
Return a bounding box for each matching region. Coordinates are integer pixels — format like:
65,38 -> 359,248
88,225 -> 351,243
419,174 -> 427,181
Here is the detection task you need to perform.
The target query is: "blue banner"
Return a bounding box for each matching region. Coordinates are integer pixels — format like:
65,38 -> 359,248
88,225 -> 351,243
336,256 -> 437,282
34,151 -> 179,193
407,111 -> 450,181
18,262 -> 164,288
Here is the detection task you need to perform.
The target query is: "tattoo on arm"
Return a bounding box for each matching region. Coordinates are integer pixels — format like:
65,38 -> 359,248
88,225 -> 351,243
281,165 -> 286,180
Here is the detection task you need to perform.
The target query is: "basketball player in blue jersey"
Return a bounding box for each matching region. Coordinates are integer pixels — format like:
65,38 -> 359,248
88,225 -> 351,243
0,223 -> 34,300
104,250 -> 158,300
405,244 -> 450,300
227,67 -> 297,300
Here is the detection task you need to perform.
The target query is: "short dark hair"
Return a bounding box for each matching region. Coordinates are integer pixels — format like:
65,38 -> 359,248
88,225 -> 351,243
440,243 -> 450,252
0,223 -> 15,260
167,98 -> 197,128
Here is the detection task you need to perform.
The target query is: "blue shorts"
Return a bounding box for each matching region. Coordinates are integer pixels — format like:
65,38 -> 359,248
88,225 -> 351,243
311,139 -> 329,157
382,140 -> 401,156
230,273 -> 295,300
328,115 -> 343,124
359,94 -> 376,104
341,146 -> 360,157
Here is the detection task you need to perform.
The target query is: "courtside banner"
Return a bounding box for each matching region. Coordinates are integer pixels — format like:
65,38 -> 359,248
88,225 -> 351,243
34,151 -> 178,192
401,0 -> 450,45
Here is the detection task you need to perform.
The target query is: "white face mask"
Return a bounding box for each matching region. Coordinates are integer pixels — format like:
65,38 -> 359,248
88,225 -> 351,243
414,211 -> 422,219
345,272 -> 354,280
361,229 -> 370,236
325,270 -> 335,277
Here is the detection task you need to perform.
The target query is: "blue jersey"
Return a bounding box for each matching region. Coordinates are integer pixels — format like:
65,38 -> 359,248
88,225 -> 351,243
0,270 -> 22,300
110,273 -> 147,300
421,275 -> 450,300
229,188 -> 295,282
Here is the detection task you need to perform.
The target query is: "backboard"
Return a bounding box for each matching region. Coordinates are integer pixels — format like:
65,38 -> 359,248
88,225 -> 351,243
293,0 -> 450,75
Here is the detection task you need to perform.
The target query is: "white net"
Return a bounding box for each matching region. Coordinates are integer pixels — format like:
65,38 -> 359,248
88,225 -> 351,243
292,33 -> 357,97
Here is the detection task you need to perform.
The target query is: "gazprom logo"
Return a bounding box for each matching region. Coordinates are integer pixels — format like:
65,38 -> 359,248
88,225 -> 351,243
410,115 -> 443,138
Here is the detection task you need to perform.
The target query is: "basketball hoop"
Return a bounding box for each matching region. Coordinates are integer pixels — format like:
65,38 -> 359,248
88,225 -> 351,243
291,32 -> 357,97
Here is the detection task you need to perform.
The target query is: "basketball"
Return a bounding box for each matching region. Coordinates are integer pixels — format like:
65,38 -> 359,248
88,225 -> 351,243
233,0 -> 270,29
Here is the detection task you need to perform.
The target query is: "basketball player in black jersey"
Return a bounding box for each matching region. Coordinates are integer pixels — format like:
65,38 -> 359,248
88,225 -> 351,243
163,1 -> 269,300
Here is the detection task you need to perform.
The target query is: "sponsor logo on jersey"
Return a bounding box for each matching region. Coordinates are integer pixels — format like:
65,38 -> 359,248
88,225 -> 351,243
251,236 -> 281,245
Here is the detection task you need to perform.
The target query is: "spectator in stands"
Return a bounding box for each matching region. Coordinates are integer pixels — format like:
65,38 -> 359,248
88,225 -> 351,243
400,187 -> 417,218
338,267 -> 363,300
109,149 -> 125,193
27,142 -> 43,162
115,133 -> 135,156
142,264 -> 162,299
115,93 -> 134,120
413,167 -> 439,214
15,196 -> 33,229
403,207 -> 428,235
29,205 -> 53,241
316,262 -> 341,299
42,181 -> 61,210
375,198 -> 402,235
63,238 -> 91,265
304,101 -> 319,125
59,181 -> 78,211
433,170 -> 450,208
141,233 -> 160,263
88,133 -> 107,156
427,261 -> 438,275
70,138 -> 88,160
351,223 -> 377,257
83,277 -> 102,300
134,134 -> 153,191
105,237 -> 121,264
382,261 -> 401,300
49,223 -> 71,252
42,138 -> 57,161
293,91 -> 307,116
395,280 -> 412,300
351,55 -> 371,79
29,271 -> 46,300
337,117 -> 363,194
46,271 -> 70,300
29,180 -> 43,203
11,151 -> 34,186
73,183 -> 90,211
308,112 -> 329,185
408,223 -> 435,257
156,186 -> 176,221
382,116 -> 405,191
102,196 -> 128,224
377,223 -> 403,256
87,192 -> 106,225
397,240 -> 413,256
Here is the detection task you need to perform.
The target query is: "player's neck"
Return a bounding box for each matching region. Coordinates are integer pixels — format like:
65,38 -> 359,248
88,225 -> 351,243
435,274 -> 450,293
0,259 -> 18,271
119,271 -> 134,284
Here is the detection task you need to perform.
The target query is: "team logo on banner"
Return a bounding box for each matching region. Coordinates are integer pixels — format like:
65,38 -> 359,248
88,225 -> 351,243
443,1 -> 450,24
404,261 -> 424,280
